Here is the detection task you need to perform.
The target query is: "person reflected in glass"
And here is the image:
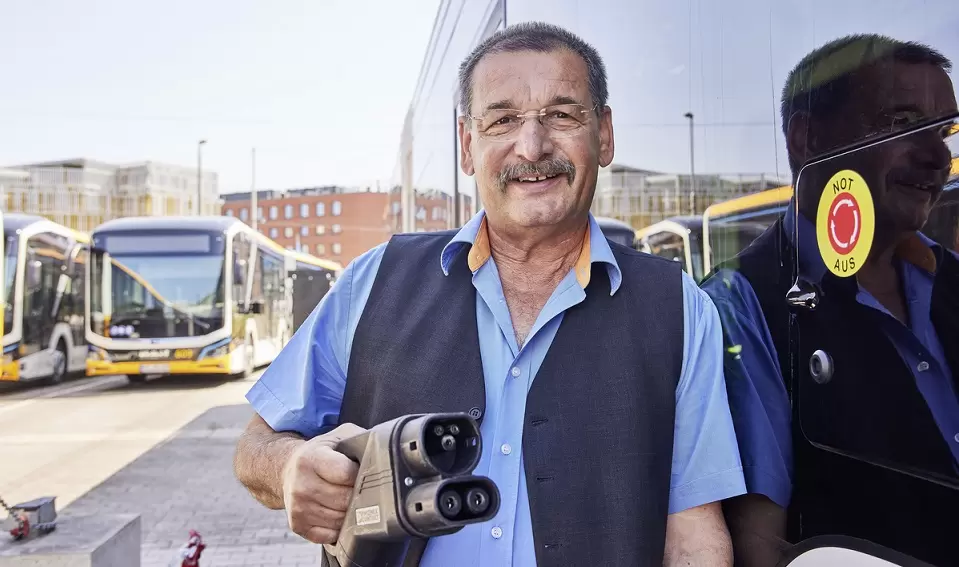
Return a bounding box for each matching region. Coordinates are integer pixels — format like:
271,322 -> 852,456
701,33 -> 959,567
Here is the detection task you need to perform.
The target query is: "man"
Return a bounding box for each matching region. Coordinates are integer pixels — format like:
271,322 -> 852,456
235,22 -> 745,566
701,34 -> 959,566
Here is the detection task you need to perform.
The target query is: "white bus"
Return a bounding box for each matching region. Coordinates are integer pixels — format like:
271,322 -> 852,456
85,216 -> 341,381
1,214 -> 91,384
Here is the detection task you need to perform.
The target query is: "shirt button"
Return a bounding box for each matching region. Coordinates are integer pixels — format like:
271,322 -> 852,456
918,361 -> 930,372
501,443 -> 512,455
510,366 -> 521,378
491,526 -> 503,539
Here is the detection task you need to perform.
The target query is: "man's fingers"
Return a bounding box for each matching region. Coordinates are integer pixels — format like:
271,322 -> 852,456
314,446 -> 360,487
288,500 -> 346,533
301,525 -> 340,545
314,480 -> 354,512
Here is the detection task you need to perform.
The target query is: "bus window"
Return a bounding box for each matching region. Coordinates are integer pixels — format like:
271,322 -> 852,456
22,232 -> 68,355
645,232 -> 686,267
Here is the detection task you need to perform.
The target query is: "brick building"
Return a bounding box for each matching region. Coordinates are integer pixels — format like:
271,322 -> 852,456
221,186 -> 472,264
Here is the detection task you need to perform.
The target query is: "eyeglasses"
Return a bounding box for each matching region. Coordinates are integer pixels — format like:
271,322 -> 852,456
467,103 -> 598,142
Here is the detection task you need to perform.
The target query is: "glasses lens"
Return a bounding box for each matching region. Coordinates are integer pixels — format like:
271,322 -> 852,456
475,104 -> 591,142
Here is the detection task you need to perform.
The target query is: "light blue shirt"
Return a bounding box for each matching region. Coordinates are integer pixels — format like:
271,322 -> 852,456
247,211 -> 746,567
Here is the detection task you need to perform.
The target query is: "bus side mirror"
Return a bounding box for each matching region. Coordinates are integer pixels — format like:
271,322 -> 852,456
26,260 -> 42,288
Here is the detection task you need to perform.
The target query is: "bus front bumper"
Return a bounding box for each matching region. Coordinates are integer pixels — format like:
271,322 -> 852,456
87,355 -> 231,377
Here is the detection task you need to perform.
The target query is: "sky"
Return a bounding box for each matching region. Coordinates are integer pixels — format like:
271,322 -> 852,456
0,0 -> 441,194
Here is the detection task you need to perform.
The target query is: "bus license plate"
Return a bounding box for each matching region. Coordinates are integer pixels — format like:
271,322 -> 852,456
140,363 -> 170,374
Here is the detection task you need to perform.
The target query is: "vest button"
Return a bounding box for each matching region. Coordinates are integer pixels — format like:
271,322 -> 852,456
468,407 -> 483,419
918,361 -> 930,372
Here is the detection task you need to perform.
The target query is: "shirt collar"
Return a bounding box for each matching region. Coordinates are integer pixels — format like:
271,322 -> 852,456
440,210 -> 623,295
783,199 -> 940,282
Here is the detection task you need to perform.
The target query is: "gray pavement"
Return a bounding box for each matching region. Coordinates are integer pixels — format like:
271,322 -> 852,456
64,403 -> 322,567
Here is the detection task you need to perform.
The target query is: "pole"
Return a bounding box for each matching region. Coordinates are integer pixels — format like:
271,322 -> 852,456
197,139 -> 207,215
684,112 -> 695,214
251,148 -> 257,230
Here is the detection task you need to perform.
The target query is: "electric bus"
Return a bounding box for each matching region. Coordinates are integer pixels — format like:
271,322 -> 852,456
84,216 -> 341,381
635,216 -> 704,281
701,185 -> 793,277
1,214 -> 90,384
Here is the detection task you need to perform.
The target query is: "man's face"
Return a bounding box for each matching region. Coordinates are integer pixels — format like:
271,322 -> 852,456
801,61 -> 957,234
458,49 -> 614,231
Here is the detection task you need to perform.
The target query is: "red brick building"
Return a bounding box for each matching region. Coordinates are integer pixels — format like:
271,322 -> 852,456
221,187 -> 472,265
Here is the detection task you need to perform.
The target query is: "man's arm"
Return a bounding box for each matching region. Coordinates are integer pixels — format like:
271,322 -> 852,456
700,269 -> 794,567
234,414 -> 305,510
664,502 -> 732,567
233,244 -> 387,542
663,273 -> 747,566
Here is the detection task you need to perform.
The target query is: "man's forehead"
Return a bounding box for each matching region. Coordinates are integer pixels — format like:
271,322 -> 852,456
869,60 -> 957,112
472,49 -> 590,109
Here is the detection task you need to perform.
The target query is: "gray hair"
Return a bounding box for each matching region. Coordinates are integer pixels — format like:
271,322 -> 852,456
457,21 -> 608,117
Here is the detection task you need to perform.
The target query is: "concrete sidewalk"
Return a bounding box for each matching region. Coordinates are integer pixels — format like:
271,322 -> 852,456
64,403 -> 321,567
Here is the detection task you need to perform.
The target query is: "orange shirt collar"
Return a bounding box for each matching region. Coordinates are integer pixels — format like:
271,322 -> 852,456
468,217 -> 593,288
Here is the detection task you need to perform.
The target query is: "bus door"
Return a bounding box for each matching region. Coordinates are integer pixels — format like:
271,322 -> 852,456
786,114 -> 959,565
638,224 -> 701,281
290,267 -> 333,334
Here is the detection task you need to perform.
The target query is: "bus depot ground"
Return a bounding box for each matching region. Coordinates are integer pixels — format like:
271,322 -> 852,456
0,370 -> 321,566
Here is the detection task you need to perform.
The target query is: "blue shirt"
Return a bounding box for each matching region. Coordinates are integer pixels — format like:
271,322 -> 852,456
701,204 -> 959,508
248,211 -> 746,567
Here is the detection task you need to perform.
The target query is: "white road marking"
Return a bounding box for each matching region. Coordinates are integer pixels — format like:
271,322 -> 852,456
0,376 -> 128,417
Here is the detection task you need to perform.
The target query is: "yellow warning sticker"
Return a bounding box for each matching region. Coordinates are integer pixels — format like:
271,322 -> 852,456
816,169 -> 874,277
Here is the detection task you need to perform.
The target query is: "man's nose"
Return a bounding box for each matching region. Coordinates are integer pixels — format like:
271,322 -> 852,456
910,128 -> 952,172
512,118 -> 553,162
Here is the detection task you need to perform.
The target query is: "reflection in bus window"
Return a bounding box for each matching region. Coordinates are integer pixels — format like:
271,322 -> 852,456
701,29 -> 959,567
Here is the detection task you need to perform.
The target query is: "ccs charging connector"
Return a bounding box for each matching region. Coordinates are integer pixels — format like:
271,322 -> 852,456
321,413 -> 500,567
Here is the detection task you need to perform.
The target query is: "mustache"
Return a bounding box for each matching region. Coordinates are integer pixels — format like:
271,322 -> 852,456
497,158 -> 576,188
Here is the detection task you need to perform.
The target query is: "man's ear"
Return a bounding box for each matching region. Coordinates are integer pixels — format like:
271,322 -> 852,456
598,106 -> 615,167
786,112 -> 817,167
458,117 -> 475,175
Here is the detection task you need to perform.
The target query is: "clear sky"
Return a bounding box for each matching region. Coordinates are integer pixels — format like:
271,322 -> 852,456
0,0 -> 441,194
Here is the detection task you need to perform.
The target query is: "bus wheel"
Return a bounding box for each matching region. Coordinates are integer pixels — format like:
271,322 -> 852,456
49,341 -> 68,385
128,374 -> 147,384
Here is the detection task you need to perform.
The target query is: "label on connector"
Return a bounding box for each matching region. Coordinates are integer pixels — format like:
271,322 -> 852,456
355,505 -> 382,526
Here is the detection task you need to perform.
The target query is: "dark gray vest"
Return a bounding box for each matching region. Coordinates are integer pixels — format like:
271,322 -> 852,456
340,230 -> 685,566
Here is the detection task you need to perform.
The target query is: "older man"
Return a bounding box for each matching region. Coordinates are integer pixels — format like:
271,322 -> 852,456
234,22 -> 745,567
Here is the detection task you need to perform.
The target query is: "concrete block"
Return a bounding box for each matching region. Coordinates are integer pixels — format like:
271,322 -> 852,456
0,514 -> 140,567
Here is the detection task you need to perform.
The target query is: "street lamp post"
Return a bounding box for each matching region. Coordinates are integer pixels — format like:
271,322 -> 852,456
197,139 -> 207,215
683,112 -> 696,215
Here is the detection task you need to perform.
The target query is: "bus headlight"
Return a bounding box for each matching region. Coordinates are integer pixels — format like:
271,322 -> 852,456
197,339 -> 232,360
88,346 -> 111,362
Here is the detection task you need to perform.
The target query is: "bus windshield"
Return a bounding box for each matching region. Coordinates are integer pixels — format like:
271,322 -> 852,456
90,231 -> 226,338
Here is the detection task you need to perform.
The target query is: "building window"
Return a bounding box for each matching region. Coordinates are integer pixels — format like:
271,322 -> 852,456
416,206 -> 426,221
270,228 -> 278,238
284,204 -> 293,219
269,206 -> 278,220
240,208 -> 248,221
301,243 -> 310,254
391,201 -> 401,214
332,224 -> 342,234
316,202 -> 325,216
316,225 -> 325,235
332,243 -> 341,255
257,206 -> 263,222
317,243 -> 326,255
284,227 -> 293,238
332,201 -> 342,216
300,203 -> 309,218
225,209 -> 234,217
300,226 -> 309,237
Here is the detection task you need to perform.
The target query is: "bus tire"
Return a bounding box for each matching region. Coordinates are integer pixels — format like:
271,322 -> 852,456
49,340 -> 68,385
128,374 -> 147,384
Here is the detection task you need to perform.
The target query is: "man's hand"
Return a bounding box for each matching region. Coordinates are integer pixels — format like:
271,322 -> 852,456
281,423 -> 367,544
